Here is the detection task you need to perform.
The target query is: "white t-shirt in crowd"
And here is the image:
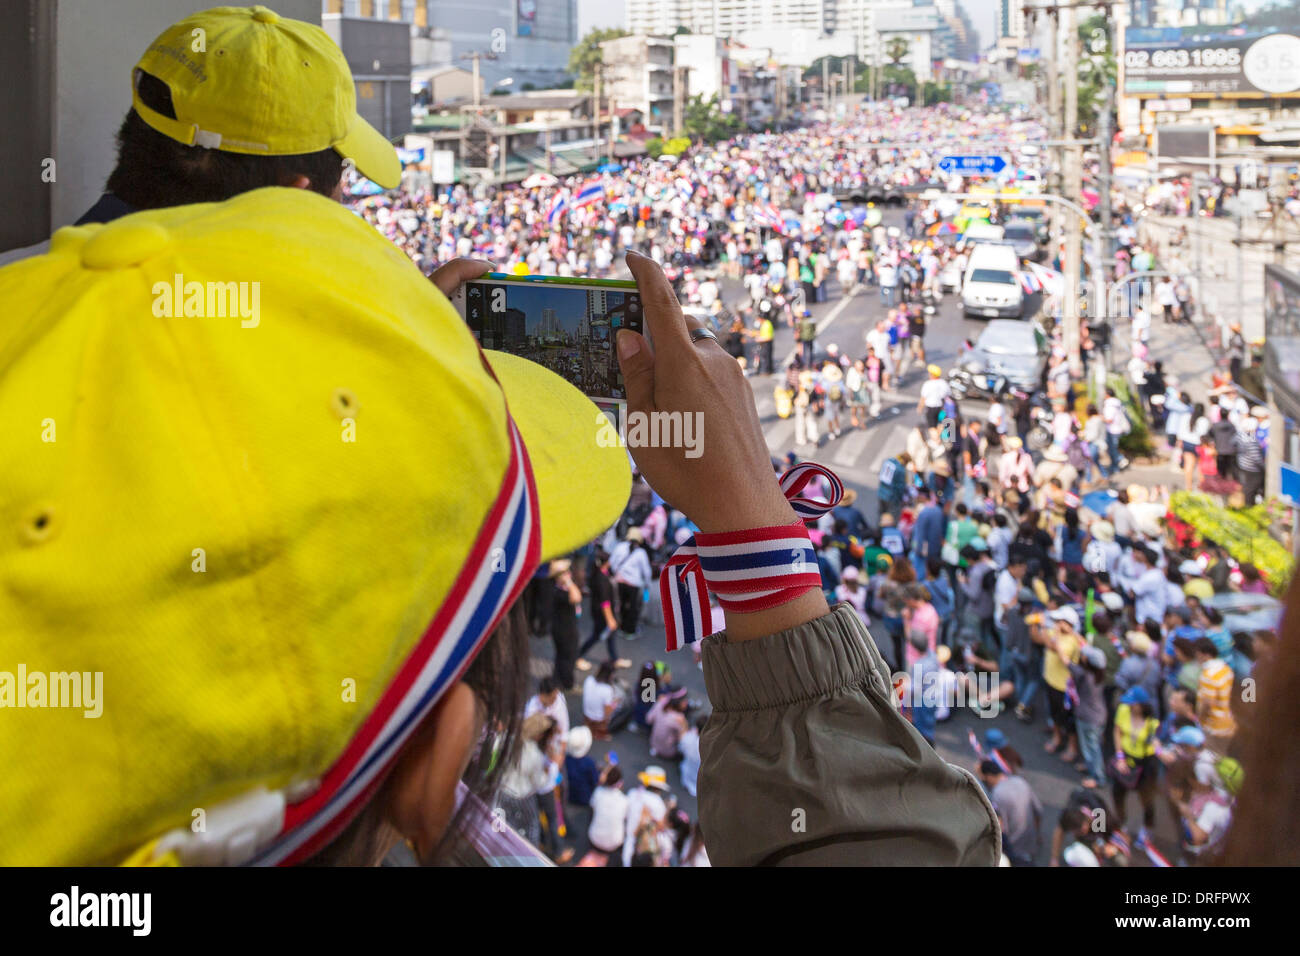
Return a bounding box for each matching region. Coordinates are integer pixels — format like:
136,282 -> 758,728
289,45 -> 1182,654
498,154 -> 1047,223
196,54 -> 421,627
921,378 -> 951,408
588,785 -> 629,853
582,676 -> 616,722
523,692 -> 569,737
994,569 -> 1020,626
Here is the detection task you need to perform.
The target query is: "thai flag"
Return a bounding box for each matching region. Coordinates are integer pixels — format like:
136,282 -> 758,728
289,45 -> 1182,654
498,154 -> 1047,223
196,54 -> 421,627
572,180 -> 605,208
990,748 -> 1013,775
1135,832 -> 1173,868
968,730 -> 984,759
1029,261 -> 1064,297
1108,829 -> 1131,856
1018,269 -> 1043,295
546,191 -> 568,226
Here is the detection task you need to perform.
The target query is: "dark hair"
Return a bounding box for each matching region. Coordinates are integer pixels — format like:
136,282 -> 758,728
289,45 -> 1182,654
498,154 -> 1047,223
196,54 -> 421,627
106,71 -> 344,210
1194,637 -> 1219,657
1091,610 -> 1112,633
596,660 -> 616,683
925,556 -> 944,579
1171,685 -> 1197,709
1059,805 -> 1089,835
537,676 -> 560,696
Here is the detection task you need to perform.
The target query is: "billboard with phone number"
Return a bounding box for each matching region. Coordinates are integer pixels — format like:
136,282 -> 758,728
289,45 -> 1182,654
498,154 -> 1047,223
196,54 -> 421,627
1124,0 -> 1300,97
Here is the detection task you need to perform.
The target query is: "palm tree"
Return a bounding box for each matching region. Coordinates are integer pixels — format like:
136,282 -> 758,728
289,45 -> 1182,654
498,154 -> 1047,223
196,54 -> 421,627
885,37 -> 909,65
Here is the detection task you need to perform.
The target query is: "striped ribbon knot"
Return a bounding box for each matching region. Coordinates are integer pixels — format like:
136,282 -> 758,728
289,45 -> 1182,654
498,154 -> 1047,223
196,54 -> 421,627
660,463 -> 844,652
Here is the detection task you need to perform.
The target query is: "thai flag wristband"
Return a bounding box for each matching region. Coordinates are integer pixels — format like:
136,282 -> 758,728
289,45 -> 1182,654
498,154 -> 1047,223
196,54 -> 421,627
660,462 -> 844,652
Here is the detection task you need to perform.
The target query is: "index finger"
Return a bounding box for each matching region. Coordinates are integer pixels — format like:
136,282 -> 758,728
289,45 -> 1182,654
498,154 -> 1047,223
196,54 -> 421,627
430,258 -> 494,298
624,251 -> 690,353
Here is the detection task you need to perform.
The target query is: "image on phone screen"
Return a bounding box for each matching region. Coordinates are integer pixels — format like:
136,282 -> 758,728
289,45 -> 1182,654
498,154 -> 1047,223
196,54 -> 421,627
462,280 -> 643,403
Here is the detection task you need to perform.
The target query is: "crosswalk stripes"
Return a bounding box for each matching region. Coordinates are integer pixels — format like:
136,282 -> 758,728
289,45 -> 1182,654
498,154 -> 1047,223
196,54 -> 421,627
832,428 -> 872,466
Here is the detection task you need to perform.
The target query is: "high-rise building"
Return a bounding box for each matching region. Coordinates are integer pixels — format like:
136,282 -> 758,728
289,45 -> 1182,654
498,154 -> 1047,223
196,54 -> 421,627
625,0 -> 980,68
999,0 -> 1026,41
586,290 -> 608,322
365,0 -> 577,90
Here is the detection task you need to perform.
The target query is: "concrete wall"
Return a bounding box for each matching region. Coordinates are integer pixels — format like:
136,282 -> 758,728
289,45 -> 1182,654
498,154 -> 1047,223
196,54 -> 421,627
49,0 -> 321,232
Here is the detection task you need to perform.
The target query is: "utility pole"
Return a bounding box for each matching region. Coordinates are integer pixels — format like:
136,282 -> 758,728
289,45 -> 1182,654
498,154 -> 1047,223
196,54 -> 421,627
592,63 -> 602,164
823,57 -> 830,112
1061,3 -> 1084,377
672,65 -> 687,138
1097,10 -> 1116,284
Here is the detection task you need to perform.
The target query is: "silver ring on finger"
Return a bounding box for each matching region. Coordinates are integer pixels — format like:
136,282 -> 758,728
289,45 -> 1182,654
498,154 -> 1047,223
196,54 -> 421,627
689,327 -> 719,344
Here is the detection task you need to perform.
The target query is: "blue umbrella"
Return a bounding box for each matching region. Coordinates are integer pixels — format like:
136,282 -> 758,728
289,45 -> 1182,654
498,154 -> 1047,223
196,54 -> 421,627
598,162 -> 622,173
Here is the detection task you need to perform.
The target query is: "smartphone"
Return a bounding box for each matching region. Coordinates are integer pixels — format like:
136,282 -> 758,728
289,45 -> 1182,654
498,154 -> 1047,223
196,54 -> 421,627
450,273 -> 644,405
607,750 -> 619,766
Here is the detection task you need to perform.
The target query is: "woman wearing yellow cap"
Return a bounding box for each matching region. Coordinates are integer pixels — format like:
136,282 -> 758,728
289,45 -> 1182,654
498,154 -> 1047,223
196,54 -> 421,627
0,190 -> 999,868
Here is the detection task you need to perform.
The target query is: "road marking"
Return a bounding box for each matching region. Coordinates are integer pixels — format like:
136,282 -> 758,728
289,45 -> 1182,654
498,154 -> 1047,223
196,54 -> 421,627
833,429 -> 872,466
764,418 -> 795,450
781,287 -> 862,364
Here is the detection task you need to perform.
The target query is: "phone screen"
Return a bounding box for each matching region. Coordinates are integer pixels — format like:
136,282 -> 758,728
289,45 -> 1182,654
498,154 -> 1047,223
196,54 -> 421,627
462,278 -> 643,403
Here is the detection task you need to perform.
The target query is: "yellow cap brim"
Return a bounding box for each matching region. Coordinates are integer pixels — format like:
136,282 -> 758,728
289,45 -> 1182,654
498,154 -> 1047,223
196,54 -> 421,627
484,351 -> 631,560
336,114 -> 402,189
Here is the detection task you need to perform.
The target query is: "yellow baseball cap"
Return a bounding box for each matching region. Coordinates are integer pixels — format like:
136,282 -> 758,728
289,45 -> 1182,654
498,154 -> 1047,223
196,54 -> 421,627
131,5 -> 400,188
0,186 -> 629,865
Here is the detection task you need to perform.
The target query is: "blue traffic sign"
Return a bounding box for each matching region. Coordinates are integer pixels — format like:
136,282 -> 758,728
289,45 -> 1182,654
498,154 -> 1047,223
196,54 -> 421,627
938,154 -> 1008,175
1281,463 -> 1300,504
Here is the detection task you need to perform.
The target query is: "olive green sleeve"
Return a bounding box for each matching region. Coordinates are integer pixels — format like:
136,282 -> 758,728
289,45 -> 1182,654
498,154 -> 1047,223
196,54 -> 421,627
698,603 -> 1001,866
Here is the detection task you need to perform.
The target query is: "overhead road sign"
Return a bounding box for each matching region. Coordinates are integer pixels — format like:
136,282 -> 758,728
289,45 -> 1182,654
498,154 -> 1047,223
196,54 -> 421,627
938,155 -> 1009,175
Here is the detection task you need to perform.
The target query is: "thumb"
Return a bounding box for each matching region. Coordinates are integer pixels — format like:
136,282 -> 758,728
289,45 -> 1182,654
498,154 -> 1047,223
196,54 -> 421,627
616,329 -> 655,413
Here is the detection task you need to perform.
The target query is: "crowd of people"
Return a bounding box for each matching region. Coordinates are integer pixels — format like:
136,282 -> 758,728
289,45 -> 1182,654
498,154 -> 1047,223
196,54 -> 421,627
346,100 -> 1280,868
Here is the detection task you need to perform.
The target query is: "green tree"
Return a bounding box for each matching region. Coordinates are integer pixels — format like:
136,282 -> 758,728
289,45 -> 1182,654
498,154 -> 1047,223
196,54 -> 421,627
885,37 -> 910,65
881,64 -> 917,101
567,27 -> 629,92
1076,14 -> 1117,136
921,81 -> 952,106
682,94 -> 741,143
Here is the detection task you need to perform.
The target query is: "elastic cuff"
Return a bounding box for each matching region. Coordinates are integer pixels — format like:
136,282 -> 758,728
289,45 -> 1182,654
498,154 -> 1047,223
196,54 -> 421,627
701,603 -> 890,713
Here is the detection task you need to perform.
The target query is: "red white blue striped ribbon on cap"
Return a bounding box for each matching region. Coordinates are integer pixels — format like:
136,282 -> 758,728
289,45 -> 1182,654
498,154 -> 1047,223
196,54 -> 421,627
660,462 -> 843,652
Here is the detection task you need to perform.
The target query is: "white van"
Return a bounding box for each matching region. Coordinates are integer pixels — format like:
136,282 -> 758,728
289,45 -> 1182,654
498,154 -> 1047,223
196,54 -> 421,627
962,221 -> 1005,243
961,243 -> 1024,319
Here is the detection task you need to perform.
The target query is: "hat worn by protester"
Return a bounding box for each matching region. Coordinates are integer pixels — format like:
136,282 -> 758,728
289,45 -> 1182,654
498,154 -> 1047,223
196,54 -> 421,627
1047,606 -> 1081,631
0,187 -> 630,866
638,767 -> 670,792
1121,686 -> 1152,707
567,726 -> 594,760
1172,726 -> 1206,748
1126,631 -> 1155,656
1079,645 -> 1107,669
131,6 -> 400,189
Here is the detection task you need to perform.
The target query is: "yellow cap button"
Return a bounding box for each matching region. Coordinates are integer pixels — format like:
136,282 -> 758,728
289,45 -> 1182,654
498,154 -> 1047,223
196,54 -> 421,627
251,6 -> 280,24
80,221 -> 171,270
